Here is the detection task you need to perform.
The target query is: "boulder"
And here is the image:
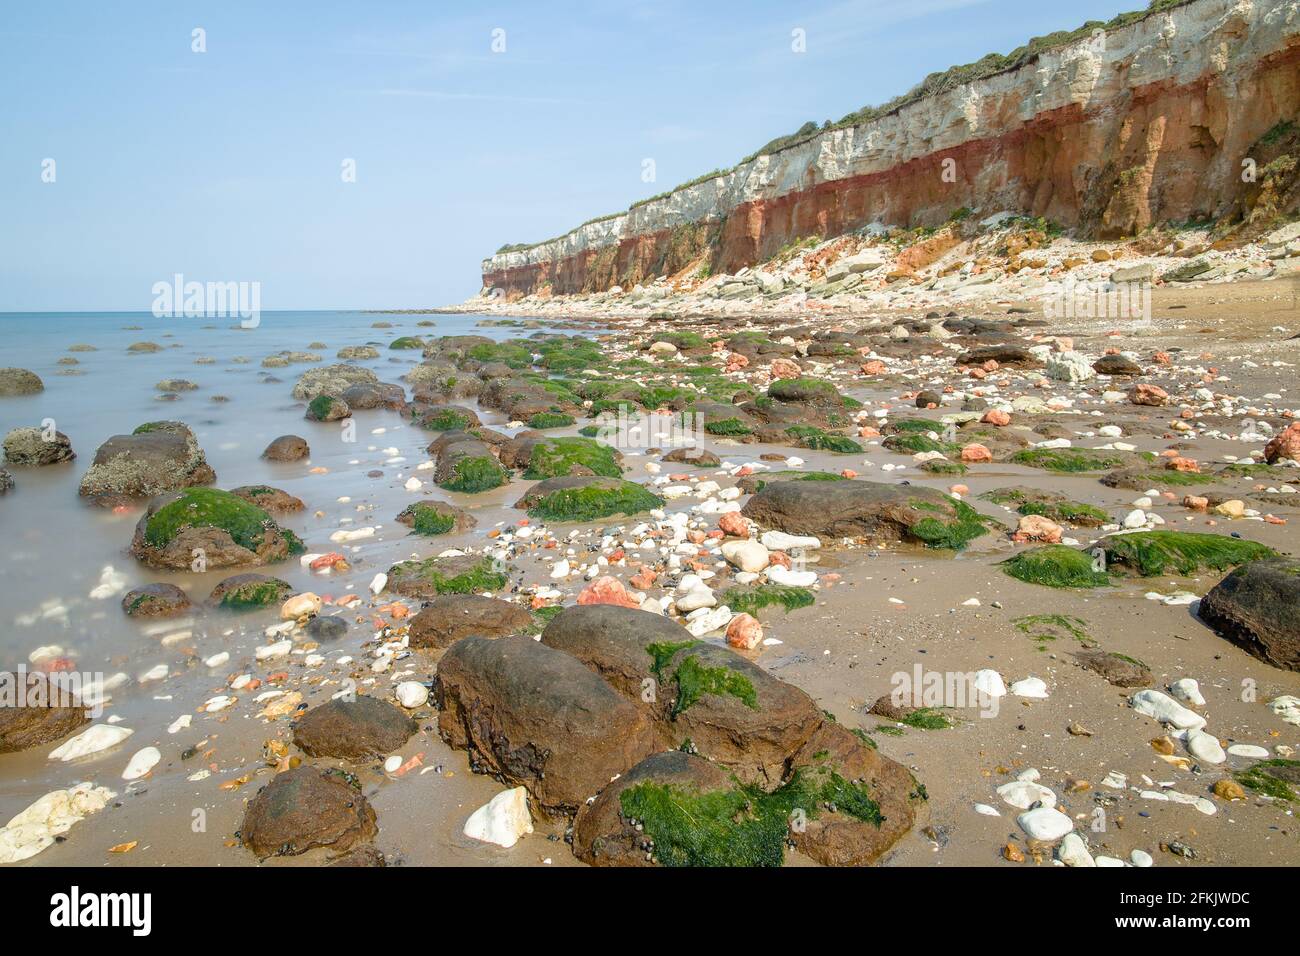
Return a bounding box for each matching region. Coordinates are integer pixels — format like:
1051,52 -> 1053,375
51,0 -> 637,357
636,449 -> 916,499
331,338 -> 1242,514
292,695 -> 418,760
229,485 -> 305,513
261,435 -> 310,461
0,368 -> 44,396
208,573 -> 294,610
394,499 -> 475,535
1200,558 -> 1300,671
0,672 -> 90,753
513,475 -> 663,522
385,554 -> 506,600
1071,649 -> 1152,687
571,750 -> 735,866
291,364 -> 378,401
434,634 -> 658,813
3,427 -> 75,466
305,394 -> 351,422
129,487 -> 303,570
1264,422 -> 1300,464
1092,354 -> 1143,376
121,583 -> 192,618
342,382 -> 406,411
79,421 -> 216,501
407,594 -> 533,649
741,480 -> 987,549
240,766 -> 378,858
957,346 -> 1041,368
434,437 -> 509,493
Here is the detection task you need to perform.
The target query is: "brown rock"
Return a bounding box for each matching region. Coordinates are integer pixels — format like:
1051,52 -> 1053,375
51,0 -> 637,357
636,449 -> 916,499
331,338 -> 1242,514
240,766 -> 377,858
407,594 -> 533,650
261,435 -> 310,462
0,671 -> 90,753
292,695 -> 417,761
435,634 -> 658,813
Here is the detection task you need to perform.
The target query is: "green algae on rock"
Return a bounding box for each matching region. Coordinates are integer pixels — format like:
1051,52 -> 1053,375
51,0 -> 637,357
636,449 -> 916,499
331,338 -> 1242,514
785,424 -> 862,453
131,487 -> 304,570
1010,448 -> 1133,473
516,475 -> 663,522
522,436 -> 622,480
208,573 -> 294,611
527,411 -> 576,429
720,584 -> 815,616
741,479 -> 990,549
1098,531 -> 1275,577
1001,545 -> 1111,589
385,554 -> 507,600
395,499 -> 474,536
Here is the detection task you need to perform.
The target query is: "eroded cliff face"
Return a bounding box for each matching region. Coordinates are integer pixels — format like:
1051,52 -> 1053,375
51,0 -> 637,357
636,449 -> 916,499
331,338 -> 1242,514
483,0 -> 1300,296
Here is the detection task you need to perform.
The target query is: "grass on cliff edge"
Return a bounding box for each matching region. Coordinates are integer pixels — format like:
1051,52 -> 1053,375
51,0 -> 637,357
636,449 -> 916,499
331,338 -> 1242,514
144,488 -> 301,554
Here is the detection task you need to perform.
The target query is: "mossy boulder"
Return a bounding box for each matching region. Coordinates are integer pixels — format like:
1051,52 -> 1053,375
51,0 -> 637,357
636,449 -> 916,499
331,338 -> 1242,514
79,421 -> 216,502
384,554 -> 507,600
720,584 -> 815,616
208,573 -> 294,611
388,335 -> 425,350
514,475 -> 663,522
573,721 -> 920,867
766,377 -> 849,407
411,404 -> 481,432
1199,558 -> 1300,671
527,411 -> 576,429
518,436 -> 623,480
306,394 -> 351,422
336,345 -> 380,360
434,438 -> 509,493
1100,467 -> 1218,490
741,480 -> 989,549
981,487 -> 1107,526
540,605 -> 823,788
1098,531 -> 1274,577
435,634 -> 659,813
130,487 -> 304,570
785,425 -> 862,453
121,582 -> 192,618
736,470 -> 847,495
3,427 -> 75,466
394,499 -> 475,535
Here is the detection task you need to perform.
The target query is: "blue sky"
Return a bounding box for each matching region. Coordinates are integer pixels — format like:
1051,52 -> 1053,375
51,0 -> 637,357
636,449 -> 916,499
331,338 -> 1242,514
1,0 -> 1144,311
